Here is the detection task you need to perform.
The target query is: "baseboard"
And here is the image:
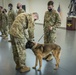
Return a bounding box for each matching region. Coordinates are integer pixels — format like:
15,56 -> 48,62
58,27 -> 66,29
35,23 -> 43,25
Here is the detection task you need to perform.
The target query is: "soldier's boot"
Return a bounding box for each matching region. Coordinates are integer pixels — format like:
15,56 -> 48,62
2,35 -> 6,39
5,36 -> 8,40
0,35 -> 2,37
15,62 -> 21,70
20,66 -> 30,73
45,54 -> 53,61
8,40 -> 11,42
16,65 -> 22,70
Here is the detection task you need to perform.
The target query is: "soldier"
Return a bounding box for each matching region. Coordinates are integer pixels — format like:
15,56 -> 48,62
43,1 -> 61,61
9,12 -> 38,73
17,3 -> 25,15
8,3 -> 16,41
27,12 -> 39,41
2,9 -> 8,39
0,6 -> 3,36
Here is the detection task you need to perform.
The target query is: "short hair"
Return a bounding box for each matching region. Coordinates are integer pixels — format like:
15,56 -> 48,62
8,3 -> 13,7
33,12 -> 39,19
48,1 -> 54,6
17,3 -> 22,7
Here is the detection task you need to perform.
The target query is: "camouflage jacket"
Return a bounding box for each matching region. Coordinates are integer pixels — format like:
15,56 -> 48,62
0,10 -> 2,29
17,9 -> 25,15
2,13 -> 8,28
8,9 -> 16,25
44,10 -> 61,32
10,13 -> 29,39
27,14 -> 34,30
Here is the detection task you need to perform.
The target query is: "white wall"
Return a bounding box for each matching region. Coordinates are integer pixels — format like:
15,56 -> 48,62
0,0 -> 11,9
1,0 -> 70,27
11,0 -> 30,13
29,0 -> 50,24
29,0 -> 70,27
53,0 -> 70,27
0,0 -> 3,6
0,0 -> 30,13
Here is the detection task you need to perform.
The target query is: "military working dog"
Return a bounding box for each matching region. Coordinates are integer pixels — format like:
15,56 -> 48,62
26,41 -> 61,71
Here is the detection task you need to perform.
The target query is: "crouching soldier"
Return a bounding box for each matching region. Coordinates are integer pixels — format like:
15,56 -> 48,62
10,12 -> 38,73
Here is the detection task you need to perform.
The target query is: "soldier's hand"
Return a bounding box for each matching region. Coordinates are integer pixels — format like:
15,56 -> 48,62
49,26 -> 53,30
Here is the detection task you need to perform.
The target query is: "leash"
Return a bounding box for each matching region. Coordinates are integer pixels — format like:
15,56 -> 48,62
38,34 -> 44,42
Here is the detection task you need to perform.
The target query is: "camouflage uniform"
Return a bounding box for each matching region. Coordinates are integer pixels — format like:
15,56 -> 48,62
0,10 -> 2,32
17,9 -> 24,15
10,13 -> 28,67
27,14 -> 35,41
43,10 -> 61,44
8,9 -> 15,30
2,13 -> 8,38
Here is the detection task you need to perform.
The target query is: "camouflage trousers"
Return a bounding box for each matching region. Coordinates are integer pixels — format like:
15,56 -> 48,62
8,23 -> 13,40
28,28 -> 34,40
1,27 -> 8,37
0,22 -> 2,31
8,22 -> 13,32
44,30 -> 56,44
11,35 -> 26,67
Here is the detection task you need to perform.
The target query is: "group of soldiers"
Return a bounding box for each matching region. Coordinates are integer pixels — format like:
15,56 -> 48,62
0,1 -> 61,73
0,3 -> 23,39
0,3 -> 36,41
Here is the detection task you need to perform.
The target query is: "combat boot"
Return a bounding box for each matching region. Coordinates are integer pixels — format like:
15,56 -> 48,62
8,40 -> 11,42
0,35 -> 2,37
2,35 -> 6,39
5,37 -> 8,40
20,66 -> 30,73
16,65 -> 22,70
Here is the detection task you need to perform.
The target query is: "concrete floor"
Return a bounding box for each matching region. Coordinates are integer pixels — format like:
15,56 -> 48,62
0,24 -> 76,75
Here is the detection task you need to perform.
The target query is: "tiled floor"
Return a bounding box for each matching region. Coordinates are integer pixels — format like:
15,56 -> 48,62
0,24 -> 76,75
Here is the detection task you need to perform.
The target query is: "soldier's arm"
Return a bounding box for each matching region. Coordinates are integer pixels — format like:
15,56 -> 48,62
23,16 -> 29,40
53,13 -> 61,29
43,12 -> 47,29
13,11 -> 16,21
0,13 -> 2,27
5,14 -> 8,26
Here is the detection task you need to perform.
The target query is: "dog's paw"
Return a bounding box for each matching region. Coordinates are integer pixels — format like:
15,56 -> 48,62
32,67 -> 36,69
55,64 -> 57,66
54,67 -> 57,70
37,68 -> 41,71
54,66 -> 58,70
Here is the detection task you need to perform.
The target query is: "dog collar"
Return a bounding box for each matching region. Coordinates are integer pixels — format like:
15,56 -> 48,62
32,42 -> 37,49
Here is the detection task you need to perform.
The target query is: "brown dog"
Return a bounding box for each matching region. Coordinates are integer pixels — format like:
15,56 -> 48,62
26,41 -> 61,71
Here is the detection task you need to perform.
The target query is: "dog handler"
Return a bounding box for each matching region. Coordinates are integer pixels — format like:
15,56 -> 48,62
43,1 -> 61,61
10,13 -> 38,73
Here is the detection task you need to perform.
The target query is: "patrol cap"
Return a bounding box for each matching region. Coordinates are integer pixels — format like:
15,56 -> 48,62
8,3 -> 13,7
48,0 -> 54,6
